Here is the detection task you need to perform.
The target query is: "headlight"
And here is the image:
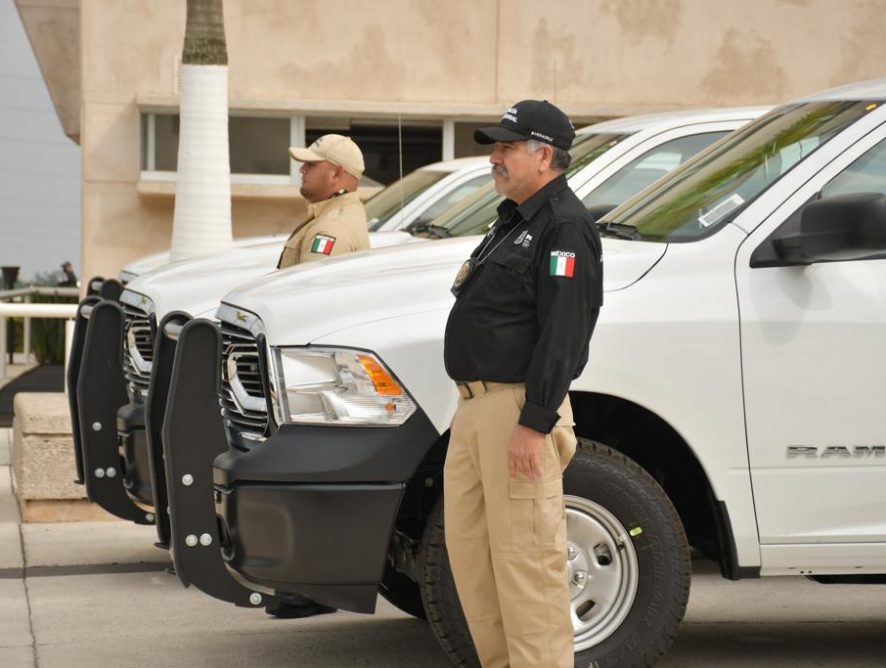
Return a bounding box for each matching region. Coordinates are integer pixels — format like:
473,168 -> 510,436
270,347 -> 416,426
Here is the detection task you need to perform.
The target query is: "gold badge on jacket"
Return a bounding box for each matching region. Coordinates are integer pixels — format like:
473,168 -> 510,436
451,258 -> 478,297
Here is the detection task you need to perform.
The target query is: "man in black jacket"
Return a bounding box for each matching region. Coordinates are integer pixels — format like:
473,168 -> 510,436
59,261 -> 78,287
443,99 -> 602,668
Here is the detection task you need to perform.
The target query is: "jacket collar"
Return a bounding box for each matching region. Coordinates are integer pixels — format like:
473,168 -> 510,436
307,190 -> 361,219
495,173 -> 569,225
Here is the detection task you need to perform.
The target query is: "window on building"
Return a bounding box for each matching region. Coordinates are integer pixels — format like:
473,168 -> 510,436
141,113 -> 290,177
144,113 -> 179,171
230,117 -> 290,175
140,112 -> 502,186
453,122 -> 495,159
306,119 -> 442,185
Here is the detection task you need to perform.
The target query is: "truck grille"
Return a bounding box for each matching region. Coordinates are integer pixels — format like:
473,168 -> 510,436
220,322 -> 269,438
122,304 -> 154,399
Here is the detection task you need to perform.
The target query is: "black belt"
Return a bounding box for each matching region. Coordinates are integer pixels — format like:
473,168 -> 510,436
455,381 -> 521,400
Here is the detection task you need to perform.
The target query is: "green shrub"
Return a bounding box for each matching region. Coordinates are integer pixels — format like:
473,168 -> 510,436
11,272 -> 78,366
30,293 -> 77,365
10,319 -> 23,353
1,285 -> 23,356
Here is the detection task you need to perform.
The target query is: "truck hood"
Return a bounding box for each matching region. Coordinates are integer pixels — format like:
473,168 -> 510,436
222,235 -> 666,346
117,234 -> 283,283
122,231 -> 415,319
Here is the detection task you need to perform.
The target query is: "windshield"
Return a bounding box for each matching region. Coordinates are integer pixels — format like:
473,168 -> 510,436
366,169 -> 450,231
604,101 -> 879,242
409,173 -> 492,228
582,131 -> 728,214
427,132 -> 631,238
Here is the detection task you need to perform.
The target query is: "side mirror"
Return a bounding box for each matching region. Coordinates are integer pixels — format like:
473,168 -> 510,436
770,192 -> 886,266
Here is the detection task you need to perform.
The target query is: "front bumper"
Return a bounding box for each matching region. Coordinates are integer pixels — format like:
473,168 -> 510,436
213,400 -> 439,612
216,480 -> 402,611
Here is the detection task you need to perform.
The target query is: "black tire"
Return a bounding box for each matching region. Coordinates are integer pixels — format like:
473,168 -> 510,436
417,499 -> 480,667
379,562 -> 427,620
418,440 -> 690,668
569,440 -> 690,667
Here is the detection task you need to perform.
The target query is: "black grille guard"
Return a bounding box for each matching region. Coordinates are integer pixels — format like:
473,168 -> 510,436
143,311 -> 192,549
161,317 -> 280,608
67,294 -> 100,485
70,298 -> 154,524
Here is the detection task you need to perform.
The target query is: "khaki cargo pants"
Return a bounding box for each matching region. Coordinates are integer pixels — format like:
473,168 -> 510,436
444,381 -> 577,668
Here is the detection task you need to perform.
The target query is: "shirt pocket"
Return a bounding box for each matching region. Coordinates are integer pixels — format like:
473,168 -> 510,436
489,252 -> 531,274
278,237 -> 300,267
486,252 -> 534,301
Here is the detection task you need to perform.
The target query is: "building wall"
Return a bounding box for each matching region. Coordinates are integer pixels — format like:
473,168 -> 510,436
496,0 -> 886,110
17,0 -> 886,281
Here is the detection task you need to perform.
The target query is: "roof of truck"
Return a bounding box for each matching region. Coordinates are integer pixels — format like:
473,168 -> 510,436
418,156 -> 490,172
796,77 -> 886,102
578,107 -> 770,136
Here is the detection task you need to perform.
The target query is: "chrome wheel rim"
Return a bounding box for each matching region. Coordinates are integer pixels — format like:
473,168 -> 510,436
565,494 -> 639,651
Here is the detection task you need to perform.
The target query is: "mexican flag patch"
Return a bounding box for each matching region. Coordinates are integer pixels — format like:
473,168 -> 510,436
549,250 -> 575,277
311,234 -> 336,255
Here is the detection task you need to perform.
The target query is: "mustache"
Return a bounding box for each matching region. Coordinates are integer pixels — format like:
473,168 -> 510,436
492,165 -> 508,178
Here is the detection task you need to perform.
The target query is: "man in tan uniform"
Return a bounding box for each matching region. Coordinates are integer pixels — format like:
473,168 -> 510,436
278,133 -> 370,269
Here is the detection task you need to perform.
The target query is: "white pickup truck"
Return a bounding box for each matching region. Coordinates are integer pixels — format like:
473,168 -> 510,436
172,79 -> 886,666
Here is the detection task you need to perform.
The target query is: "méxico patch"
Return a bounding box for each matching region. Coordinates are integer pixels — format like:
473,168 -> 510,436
311,234 -> 336,255
549,250 -> 575,277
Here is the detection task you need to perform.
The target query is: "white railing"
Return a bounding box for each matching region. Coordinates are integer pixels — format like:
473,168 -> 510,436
0,287 -> 80,381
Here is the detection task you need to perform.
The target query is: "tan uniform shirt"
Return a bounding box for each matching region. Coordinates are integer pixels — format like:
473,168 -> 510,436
277,191 -> 369,269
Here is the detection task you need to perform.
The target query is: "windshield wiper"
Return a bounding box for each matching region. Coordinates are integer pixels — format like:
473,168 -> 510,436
409,223 -> 452,239
596,220 -> 641,241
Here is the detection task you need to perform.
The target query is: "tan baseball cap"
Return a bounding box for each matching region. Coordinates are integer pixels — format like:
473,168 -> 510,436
289,134 -> 365,179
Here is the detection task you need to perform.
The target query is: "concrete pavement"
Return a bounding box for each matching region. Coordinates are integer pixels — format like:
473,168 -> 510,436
1,428 -> 885,667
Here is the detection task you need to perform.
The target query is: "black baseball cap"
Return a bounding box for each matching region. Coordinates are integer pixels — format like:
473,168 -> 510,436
474,99 -> 576,151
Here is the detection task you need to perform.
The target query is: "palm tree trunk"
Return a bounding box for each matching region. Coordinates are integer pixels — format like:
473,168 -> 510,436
169,0 -> 232,262
182,0 -> 228,65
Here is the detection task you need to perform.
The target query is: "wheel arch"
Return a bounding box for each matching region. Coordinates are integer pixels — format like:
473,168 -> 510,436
396,390 -> 749,581
570,390 -> 746,580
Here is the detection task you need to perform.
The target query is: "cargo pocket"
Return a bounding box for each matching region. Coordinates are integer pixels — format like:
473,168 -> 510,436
552,398 -> 577,471
551,425 -> 577,472
508,477 -> 565,549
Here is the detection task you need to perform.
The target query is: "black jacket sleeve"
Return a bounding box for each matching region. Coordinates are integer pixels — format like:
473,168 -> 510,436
519,220 -> 601,433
